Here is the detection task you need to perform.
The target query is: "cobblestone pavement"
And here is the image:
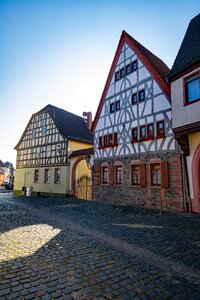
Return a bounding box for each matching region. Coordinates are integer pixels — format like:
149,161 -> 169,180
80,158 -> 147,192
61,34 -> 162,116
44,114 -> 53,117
0,194 -> 200,300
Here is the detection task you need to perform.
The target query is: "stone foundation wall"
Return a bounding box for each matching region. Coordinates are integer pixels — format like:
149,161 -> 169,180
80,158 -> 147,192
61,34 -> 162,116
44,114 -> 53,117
92,153 -> 184,212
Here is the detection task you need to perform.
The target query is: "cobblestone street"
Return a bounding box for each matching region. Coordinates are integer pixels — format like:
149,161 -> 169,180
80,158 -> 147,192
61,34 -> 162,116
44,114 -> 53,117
0,194 -> 200,300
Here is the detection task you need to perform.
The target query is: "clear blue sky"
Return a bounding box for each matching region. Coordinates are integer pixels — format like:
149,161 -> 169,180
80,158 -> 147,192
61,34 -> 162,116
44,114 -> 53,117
0,0 -> 199,166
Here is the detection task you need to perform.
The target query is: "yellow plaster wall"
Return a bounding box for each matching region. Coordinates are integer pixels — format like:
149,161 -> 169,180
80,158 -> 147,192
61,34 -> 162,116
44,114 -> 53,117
68,140 -> 92,156
14,166 -> 70,195
186,131 -> 200,198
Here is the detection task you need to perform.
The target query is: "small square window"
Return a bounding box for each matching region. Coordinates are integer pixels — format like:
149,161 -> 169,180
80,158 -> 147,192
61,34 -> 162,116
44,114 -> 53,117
42,127 -> 46,136
157,121 -> 165,138
139,90 -> 145,102
126,64 -> 131,75
120,68 -> 125,78
115,71 -> 120,81
151,164 -> 161,186
102,166 -> 108,184
56,144 -> 61,155
147,123 -> 154,140
132,60 -> 137,71
185,74 -> 200,104
110,102 -> 115,113
140,126 -> 146,141
116,100 -> 120,111
131,165 -> 140,185
132,128 -> 138,143
131,93 -> 137,105
115,165 -> 123,185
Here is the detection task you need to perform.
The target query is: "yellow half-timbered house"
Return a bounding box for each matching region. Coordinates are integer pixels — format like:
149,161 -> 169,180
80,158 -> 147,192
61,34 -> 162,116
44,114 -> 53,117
14,104 -> 93,197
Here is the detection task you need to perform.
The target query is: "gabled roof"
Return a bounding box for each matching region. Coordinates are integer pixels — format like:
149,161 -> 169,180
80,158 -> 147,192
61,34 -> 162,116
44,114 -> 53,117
91,30 -> 170,132
15,104 -> 93,149
168,13 -> 200,80
0,160 -> 6,168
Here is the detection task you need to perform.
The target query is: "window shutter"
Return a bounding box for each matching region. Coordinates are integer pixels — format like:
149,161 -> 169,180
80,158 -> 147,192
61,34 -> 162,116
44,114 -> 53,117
140,163 -> 146,187
109,165 -> 114,185
95,165 -> 101,185
161,161 -> 169,188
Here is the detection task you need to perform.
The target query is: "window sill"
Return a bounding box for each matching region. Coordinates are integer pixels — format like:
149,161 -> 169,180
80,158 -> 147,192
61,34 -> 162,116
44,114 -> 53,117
156,135 -> 165,139
184,97 -> 200,106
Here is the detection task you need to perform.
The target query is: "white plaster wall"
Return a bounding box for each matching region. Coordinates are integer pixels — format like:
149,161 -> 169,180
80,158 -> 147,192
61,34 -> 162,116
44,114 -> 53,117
186,131 -> 200,198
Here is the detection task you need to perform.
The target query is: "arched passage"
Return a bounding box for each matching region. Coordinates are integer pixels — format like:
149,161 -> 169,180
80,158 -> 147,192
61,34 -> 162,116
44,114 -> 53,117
71,156 -> 91,199
191,143 -> 200,213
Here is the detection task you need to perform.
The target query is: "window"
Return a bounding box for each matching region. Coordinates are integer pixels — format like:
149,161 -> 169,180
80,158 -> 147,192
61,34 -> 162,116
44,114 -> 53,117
110,101 -> 120,113
115,61 -> 137,81
104,135 -> 108,148
34,169 -> 39,183
126,64 -> 131,75
147,123 -> 154,140
102,166 -> 108,184
99,132 -> 118,149
120,68 -> 125,78
151,164 -> 161,186
115,71 -> 120,81
115,165 -> 123,184
113,132 -> 118,146
131,165 -> 140,185
116,100 -> 120,111
110,102 -> 115,113
55,168 -> 61,183
32,130 -> 36,139
44,169 -> 50,183
156,120 -> 165,138
132,60 -> 137,71
139,89 -> 145,102
46,145 -> 51,157
56,144 -> 61,155
150,162 -> 169,188
185,74 -> 200,104
42,127 -> 46,136
36,147 -> 40,158
99,136 -> 103,149
131,93 -> 137,105
132,127 -> 138,143
140,125 -> 146,141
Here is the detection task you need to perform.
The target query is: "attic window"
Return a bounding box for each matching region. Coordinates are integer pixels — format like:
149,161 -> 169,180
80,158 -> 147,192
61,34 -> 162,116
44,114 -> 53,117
132,60 -> 137,71
115,71 -> 120,81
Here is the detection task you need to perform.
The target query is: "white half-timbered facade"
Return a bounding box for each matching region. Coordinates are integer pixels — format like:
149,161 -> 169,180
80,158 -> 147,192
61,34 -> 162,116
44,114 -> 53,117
14,104 -> 93,196
92,31 -> 184,211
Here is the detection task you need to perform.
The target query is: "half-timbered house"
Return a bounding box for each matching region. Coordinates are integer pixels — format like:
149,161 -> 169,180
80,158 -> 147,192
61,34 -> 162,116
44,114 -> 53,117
168,14 -> 200,213
92,31 -> 184,211
14,104 -> 93,196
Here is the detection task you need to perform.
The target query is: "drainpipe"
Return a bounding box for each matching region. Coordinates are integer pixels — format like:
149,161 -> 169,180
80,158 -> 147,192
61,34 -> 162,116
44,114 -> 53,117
181,153 -> 189,213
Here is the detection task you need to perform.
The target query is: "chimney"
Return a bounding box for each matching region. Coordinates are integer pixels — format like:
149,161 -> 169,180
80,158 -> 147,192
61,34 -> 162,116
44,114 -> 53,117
83,111 -> 92,129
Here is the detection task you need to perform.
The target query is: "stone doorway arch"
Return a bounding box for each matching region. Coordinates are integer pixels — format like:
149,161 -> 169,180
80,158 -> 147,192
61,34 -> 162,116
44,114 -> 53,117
191,143 -> 200,213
